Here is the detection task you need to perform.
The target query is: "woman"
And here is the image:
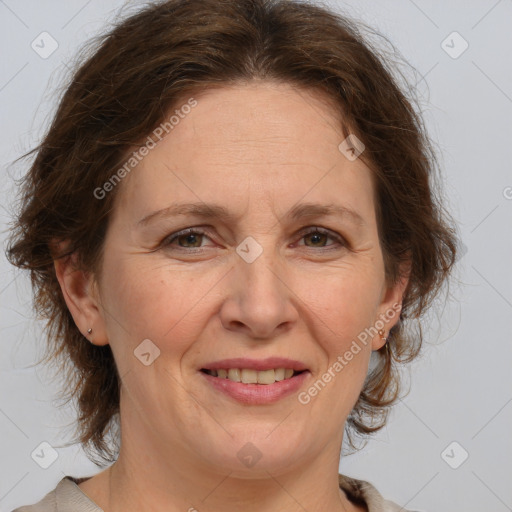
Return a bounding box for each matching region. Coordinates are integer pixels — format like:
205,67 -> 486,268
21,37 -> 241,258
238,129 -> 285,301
6,0 -> 458,510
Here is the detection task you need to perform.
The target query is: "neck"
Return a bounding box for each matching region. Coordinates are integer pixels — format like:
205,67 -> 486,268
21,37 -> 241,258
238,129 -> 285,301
106,456 -> 363,512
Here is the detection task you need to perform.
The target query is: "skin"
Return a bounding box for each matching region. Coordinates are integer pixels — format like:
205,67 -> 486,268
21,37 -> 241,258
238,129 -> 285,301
55,80 -> 409,512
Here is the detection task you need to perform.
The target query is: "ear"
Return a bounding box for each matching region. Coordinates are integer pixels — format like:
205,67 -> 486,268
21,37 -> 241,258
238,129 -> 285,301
52,240 -> 109,346
372,255 -> 411,351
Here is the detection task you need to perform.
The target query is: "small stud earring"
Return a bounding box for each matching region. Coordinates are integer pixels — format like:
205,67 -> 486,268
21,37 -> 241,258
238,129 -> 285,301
87,328 -> 92,334
378,329 -> 390,354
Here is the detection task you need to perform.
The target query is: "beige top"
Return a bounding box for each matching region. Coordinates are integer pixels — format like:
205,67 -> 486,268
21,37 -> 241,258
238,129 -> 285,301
12,474 -> 415,512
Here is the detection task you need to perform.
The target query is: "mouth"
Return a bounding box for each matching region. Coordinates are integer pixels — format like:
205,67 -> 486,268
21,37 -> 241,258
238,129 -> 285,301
200,368 -> 307,385
199,367 -> 310,404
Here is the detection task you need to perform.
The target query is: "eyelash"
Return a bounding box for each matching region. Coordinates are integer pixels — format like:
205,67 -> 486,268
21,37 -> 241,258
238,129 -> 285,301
161,226 -> 347,252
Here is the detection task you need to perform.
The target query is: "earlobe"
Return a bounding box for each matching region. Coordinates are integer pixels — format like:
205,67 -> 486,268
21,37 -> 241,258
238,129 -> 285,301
372,258 -> 411,351
53,244 -> 109,346
371,296 -> 404,351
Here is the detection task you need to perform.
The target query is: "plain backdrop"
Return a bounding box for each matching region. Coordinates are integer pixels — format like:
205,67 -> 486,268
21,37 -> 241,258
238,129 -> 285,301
1,1 -> 511,511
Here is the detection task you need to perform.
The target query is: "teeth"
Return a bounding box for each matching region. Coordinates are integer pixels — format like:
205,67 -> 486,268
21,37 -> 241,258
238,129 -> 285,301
228,368 -> 241,382
257,369 -> 274,384
241,369 -> 258,384
206,368 -> 300,385
274,368 -> 285,381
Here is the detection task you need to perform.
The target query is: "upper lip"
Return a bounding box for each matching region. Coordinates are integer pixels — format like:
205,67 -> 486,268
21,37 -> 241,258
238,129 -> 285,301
200,357 -> 309,372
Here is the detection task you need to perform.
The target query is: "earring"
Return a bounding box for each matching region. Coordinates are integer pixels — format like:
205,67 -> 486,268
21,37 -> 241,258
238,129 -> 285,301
87,328 -> 92,334
378,329 -> 390,353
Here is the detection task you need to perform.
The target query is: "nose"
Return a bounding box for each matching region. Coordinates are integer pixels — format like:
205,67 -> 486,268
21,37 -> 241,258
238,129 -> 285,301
218,243 -> 299,340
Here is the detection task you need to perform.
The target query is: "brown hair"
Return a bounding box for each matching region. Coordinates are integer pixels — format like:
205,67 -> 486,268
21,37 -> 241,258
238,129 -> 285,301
5,0 -> 458,466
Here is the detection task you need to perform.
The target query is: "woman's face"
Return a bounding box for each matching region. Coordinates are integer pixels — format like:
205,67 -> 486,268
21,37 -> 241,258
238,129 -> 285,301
87,81 -> 406,476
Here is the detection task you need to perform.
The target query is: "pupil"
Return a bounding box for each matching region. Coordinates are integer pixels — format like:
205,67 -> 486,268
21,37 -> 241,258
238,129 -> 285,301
181,234 -> 201,247
309,233 -> 324,246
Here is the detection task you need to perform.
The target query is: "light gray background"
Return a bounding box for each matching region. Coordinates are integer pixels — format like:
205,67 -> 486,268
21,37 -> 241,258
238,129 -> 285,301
1,1 -> 511,511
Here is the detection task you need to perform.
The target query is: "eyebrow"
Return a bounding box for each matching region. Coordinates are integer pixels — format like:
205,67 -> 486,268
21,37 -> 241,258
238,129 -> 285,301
137,201 -> 366,227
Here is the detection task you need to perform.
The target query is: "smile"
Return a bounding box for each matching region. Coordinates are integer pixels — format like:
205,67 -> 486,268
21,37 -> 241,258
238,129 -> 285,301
199,368 -> 310,404
201,368 -> 304,385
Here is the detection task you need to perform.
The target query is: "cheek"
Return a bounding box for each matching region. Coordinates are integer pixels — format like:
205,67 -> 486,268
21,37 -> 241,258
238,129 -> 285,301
100,255 -> 219,353
293,264 -> 382,337
290,266 -> 380,394
298,272 -> 377,397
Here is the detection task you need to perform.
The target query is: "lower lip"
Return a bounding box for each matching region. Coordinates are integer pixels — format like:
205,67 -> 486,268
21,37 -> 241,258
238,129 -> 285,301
199,370 -> 310,404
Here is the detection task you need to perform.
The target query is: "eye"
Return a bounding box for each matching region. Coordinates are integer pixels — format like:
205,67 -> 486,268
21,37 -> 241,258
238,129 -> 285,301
162,228 -> 213,249
295,227 -> 346,249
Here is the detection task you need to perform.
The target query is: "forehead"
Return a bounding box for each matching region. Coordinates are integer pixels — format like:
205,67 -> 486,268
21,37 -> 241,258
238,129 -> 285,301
112,81 -> 376,224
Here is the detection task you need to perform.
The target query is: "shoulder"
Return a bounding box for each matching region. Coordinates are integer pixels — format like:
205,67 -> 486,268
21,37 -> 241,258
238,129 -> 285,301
10,476 -> 102,512
338,473 -> 423,512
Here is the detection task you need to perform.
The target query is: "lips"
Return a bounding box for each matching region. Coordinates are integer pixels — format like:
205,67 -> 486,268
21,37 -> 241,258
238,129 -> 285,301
198,357 -> 310,403
200,357 -> 308,372
199,368 -> 310,404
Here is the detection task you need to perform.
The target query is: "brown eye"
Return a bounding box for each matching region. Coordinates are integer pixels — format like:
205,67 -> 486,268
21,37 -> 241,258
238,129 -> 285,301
303,231 -> 329,247
297,227 -> 345,249
175,232 -> 204,248
163,228 -> 212,249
